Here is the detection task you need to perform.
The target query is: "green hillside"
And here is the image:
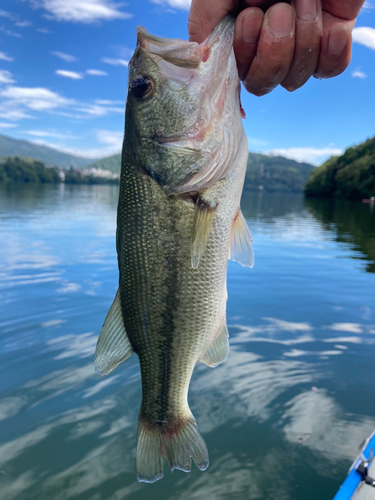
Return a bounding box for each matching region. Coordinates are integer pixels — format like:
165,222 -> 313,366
305,137 -> 375,200
85,152 -> 314,193
244,153 -> 314,193
85,153 -> 121,173
0,133 -> 96,169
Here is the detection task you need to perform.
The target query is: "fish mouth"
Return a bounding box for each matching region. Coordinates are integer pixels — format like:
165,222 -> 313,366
135,16 -> 237,151
135,17 -> 242,195
136,16 -> 235,70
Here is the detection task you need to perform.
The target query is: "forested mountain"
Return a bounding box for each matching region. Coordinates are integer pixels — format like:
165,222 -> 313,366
244,153 -> 314,193
85,152 -> 315,193
305,137 -> 375,200
1,131 -> 317,193
0,133 -> 95,169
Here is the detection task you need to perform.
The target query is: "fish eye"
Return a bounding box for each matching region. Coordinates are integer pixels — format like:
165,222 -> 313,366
130,75 -> 154,99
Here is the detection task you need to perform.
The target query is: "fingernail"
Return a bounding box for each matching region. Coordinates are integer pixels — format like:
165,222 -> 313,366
295,0 -> 318,20
328,27 -> 349,55
242,11 -> 263,44
269,5 -> 293,39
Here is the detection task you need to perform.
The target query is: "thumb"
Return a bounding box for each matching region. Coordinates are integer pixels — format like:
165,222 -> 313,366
188,0 -> 239,43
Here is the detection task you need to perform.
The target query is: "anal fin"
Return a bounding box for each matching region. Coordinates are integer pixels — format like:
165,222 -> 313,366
94,288 -> 134,376
229,209 -> 254,268
200,323 -> 229,368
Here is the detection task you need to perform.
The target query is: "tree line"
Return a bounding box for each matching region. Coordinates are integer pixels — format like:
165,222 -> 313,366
0,157 -> 118,185
305,137 -> 375,200
0,156 -> 60,183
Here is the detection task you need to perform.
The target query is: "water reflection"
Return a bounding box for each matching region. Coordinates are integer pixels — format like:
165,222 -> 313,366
305,197 -> 375,273
241,191 -> 306,220
282,390 -> 375,461
0,187 -> 375,500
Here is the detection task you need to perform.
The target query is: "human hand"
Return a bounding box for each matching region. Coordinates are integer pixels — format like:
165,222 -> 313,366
188,0 -> 365,96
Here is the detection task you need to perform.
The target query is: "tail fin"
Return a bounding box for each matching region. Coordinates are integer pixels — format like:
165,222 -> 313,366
136,414 -> 209,483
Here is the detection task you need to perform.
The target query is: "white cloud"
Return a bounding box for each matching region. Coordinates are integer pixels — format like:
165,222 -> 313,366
363,1 -> 375,10
24,130 -> 79,140
0,86 -> 73,111
15,20 -> 32,27
73,102 -> 123,117
47,332 -> 96,359
0,82 -> 123,121
94,99 -> 123,105
83,376 -> 120,398
352,69 -> 367,79
150,0 -> 191,9
0,9 -> 17,21
40,319 -> 66,328
0,51 -> 13,62
0,103 -> 33,121
86,69 -> 108,76
0,70 -> 15,85
55,69 -> 84,80
75,128 -> 123,157
31,0 -> 133,23
0,122 -> 17,128
37,129 -> 123,158
328,323 -> 363,334
111,44 -> 133,59
247,137 -> 267,147
96,129 -> 123,148
0,9 -> 31,27
0,26 -> 21,37
353,27 -> 375,50
37,28 -> 53,33
265,147 -> 343,165
57,282 -> 81,293
101,57 -> 128,66
51,51 -> 78,62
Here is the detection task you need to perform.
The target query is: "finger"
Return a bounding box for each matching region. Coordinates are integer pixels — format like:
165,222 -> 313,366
242,3 -> 296,96
282,0 -> 323,91
234,7 -> 264,79
313,11 -> 355,79
188,0 -> 238,43
321,0 -> 366,21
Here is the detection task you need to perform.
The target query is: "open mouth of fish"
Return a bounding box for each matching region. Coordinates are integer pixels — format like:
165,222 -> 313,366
137,15 -> 244,155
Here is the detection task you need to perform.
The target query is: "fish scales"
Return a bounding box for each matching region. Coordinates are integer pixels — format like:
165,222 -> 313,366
94,15 -> 254,483
118,154 -> 235,419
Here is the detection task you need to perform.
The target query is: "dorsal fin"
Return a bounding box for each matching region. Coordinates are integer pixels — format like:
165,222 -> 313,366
229,209 -> 254,268
94,288 -> 134,376
200,323 -> 229,368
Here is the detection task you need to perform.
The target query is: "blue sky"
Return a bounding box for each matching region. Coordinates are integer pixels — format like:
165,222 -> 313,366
0,0 -> 374,164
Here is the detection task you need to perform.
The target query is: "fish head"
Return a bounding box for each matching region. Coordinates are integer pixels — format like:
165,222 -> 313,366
125,16 -> 244,194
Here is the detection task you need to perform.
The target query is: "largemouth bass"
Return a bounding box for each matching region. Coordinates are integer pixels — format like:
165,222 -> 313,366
94,16 -> 254,483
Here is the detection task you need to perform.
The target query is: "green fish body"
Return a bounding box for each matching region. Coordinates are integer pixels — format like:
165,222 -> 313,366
94,16 -> 254,483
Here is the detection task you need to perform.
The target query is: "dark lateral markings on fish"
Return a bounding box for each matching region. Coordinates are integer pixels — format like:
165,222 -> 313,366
94,15 -> 254,484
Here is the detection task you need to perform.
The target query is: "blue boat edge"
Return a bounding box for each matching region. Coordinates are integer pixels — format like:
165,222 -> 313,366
333,430 -> 375,500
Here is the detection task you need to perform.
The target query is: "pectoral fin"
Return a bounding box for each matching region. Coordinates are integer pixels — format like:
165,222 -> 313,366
94,288 -> 134,376
200,323 -> 229,368
229,209 -> 254,268
191,200 -> 215,269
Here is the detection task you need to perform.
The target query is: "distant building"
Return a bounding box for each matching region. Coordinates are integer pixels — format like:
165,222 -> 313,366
81,168 -> 119,180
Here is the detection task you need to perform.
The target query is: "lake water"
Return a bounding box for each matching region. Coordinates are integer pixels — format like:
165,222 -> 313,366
0,184 -> 374,500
